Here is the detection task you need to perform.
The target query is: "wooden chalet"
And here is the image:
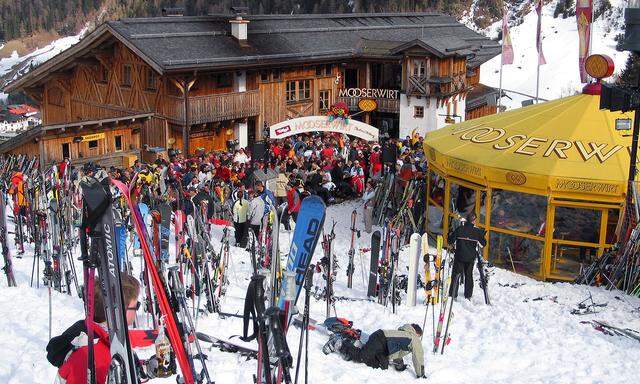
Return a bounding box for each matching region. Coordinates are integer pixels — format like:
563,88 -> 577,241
1,11 -> 500,167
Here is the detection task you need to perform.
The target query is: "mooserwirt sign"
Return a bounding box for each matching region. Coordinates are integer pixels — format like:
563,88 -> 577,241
270,116 -> 379,141
338,88 -> 400,99
452,125 -> 630,163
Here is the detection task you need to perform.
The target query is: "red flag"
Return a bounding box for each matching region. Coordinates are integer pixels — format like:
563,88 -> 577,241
536,0 -> 546,65
576,0 -> 593,82
501,11 -> 514,65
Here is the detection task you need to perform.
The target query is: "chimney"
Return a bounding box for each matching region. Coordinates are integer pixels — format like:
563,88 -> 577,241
230,7 -> 250,41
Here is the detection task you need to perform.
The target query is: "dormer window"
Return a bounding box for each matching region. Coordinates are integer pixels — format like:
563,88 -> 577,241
413,59 -> 426,77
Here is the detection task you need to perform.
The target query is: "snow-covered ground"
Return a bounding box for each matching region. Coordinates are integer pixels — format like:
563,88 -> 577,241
1,199 -> 639,383
480,0 -> 629,110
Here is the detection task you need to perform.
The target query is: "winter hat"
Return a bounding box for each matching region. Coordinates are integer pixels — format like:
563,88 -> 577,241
410,324 -> 423,336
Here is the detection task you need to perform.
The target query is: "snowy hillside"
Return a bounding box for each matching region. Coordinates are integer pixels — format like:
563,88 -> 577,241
1,200 -> 639,383
0,29 -> 87,100
480,0 -> 629,110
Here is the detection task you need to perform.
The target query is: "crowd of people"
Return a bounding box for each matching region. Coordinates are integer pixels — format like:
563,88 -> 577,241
98,132 -> 428,247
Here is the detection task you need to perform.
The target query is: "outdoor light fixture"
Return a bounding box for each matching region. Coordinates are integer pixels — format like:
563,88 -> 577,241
73,136 -> 82,143
616,118 -> 633,131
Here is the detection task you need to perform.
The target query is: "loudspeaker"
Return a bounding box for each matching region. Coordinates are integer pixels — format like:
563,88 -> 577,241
382,142 -> 397,164
253,140 -> 267,162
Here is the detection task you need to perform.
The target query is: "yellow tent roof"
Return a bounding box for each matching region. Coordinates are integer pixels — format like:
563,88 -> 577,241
424,93 -> 636,200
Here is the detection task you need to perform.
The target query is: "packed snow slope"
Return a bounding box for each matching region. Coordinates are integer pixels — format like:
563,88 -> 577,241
479,0 -> 629,110
1,200 -> 639,383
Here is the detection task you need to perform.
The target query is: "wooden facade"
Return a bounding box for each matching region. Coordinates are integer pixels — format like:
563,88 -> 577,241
3,13 -> 501,164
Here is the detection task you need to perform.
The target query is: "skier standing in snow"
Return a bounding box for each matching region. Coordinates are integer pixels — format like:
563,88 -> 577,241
46,275 -> 158,384
324,323 -> 426,378
448,212 -> 487,300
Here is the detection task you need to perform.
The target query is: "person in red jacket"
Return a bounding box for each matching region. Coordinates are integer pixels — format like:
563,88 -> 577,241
284,180 -> 301,231
46,274 -> 157,384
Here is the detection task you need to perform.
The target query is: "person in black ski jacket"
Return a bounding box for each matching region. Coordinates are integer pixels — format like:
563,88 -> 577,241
324,324 -> 426,378
448,212 -> 487,300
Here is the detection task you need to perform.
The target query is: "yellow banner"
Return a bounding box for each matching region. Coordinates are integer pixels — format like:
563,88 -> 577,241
82,133 -> 105,142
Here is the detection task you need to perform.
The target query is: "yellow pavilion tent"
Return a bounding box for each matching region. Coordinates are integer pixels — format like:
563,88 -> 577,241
423,93 -> 636,281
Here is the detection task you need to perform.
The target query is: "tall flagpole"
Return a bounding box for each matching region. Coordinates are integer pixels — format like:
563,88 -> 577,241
498,59 -> 504,112
535,60 -> 541,103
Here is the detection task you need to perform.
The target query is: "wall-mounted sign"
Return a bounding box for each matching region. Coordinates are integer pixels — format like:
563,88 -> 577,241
338,88 -> 399,100
358,98 -> 378,112
81,133 -> 105,142
270,116 -> 379,141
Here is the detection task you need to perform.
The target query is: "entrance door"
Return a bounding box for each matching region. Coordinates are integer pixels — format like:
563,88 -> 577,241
547,202 -> 610,280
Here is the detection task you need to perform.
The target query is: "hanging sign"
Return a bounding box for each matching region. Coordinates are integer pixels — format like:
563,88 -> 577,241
270,116 -> 379,141
338,88 -> 399,99
81,133 -> 105,142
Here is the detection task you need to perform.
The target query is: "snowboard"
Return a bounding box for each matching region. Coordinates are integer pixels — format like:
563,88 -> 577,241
407,233 -> 421,306
159,203 -> 172,263
278,196 -> 326,325
367,230 -> 381,297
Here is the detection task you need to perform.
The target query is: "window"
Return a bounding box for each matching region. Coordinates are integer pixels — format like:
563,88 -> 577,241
115,135 -> 123,151
272,69 -> 281,81
122,64 -> 132,87
286,79 -> 312,103
145,68 -> 157,91
98,65 -> 108,83
316,64 -> 332,77
319,90 -> 331,110
215,73 -> 232,88
286,81 -> 296,102
298,79 -> 311,101
88,140 -> 98,149
260,71 -> 270,82
48,87 -> 64,107
61,143 -> 70,159
414,106 -> 424,118
413,59 -> 426,77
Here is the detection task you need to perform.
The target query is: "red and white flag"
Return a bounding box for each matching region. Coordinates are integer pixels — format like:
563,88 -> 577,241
576,0 -> 593,82
501,10 -> 514,65
536,0 -> 546,65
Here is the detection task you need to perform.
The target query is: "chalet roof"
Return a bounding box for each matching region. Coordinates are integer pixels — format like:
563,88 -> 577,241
0,126 -> 43,154
466,83 -> 501,110
5,13 -> 500,93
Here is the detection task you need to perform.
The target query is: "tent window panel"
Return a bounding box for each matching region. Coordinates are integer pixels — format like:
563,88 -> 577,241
490,189 -> 547,236
489,231 -> 542,278
554,207 -> 601,244
450,182 -> 476,217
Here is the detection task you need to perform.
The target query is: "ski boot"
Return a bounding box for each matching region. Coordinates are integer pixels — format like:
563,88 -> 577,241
322,334 -> 344,355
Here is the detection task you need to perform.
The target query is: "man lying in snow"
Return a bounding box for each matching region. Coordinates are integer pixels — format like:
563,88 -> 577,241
323,323 -> 426,378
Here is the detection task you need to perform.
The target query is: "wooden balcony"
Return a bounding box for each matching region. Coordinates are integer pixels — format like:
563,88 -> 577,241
167,90 -> 260,124
338,96 -> 399,114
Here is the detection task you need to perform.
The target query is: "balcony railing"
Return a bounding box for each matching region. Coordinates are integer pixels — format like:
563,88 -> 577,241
338,96 -> 400,114
168,90 -> 260,124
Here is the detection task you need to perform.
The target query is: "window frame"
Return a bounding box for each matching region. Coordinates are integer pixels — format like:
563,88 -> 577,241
88,140 -> 99,150
286,79 -> 312,104
414,105 -> 424,118
61,142 -> 70,159
114,135 -> 123,152
121,64 -> 133,87
319,89 -> 331,110
145,68 -> 157,91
